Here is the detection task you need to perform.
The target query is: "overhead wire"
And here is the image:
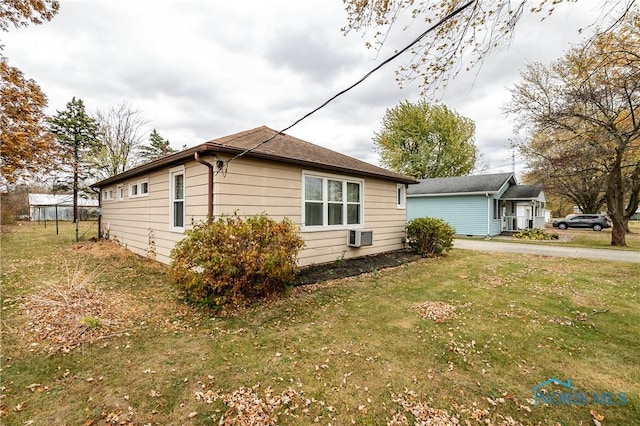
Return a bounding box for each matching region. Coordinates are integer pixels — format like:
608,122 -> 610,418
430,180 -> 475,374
218,0 -> 477,174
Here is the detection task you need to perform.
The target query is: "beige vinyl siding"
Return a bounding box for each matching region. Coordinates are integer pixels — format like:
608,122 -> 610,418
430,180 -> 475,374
214,157 -> 301,218
100,155 -> 407,267
101,160 -> 210,264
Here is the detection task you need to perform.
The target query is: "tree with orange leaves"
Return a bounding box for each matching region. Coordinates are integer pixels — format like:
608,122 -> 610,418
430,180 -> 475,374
0,60 -> 55,184
0,0 -> 59,186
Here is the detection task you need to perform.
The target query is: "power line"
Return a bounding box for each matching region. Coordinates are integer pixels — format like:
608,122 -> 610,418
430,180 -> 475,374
219,0 -> 477,172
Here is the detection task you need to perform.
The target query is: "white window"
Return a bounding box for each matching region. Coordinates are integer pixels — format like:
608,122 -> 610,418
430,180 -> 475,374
396,184 -> 406,209
103,188 -> 115,201
302,172 -> 363,230
170,167 -> 185,231
129,179 -> 149,198
117,185 -> 124,201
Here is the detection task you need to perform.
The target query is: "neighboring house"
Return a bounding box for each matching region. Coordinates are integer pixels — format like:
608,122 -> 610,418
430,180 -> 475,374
407,173 -> 547,237
90,126 -> 417,266
28,193 -> 99,221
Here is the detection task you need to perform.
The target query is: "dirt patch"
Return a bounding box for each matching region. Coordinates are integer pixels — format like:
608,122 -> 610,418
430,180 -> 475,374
69,239 -> 130,256
293,250 -> 421,286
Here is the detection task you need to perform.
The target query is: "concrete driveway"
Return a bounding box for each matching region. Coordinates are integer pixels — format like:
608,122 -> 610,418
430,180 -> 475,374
454,239 -> 640,263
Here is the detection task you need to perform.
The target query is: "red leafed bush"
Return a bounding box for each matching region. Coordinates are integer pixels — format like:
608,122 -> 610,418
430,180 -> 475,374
169,214 -> 304,311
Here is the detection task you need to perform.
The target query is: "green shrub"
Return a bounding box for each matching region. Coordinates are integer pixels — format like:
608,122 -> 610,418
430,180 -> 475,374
514,228 -> 559,240
169,214 -> 305,311
406,217 -> 455,257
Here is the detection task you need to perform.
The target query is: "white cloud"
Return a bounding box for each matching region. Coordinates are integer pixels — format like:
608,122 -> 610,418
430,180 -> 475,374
2,0 -> 614,176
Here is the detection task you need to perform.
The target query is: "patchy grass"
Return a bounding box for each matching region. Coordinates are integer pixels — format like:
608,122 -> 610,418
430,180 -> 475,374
1,222 -> 639,424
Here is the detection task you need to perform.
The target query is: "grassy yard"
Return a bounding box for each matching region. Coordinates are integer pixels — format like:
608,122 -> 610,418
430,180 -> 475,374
496,222 -> 640,251
1,222 -> 639,425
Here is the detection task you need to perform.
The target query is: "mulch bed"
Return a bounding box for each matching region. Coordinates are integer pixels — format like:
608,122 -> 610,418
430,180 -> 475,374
293,250 -> 421,286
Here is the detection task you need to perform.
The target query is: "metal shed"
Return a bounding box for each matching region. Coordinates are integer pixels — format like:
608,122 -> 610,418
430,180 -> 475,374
28,193 -> 99,222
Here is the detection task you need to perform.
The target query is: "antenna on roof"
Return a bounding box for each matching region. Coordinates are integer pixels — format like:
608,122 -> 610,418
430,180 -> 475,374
508,139 -> 516,175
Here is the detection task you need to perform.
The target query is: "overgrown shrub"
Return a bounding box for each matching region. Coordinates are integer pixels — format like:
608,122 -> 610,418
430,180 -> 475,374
406,217 -> 455,257
169,214 -> 305,311
514,228 -> 559,240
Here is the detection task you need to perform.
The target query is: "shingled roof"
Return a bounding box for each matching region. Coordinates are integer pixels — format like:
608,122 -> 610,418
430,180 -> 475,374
407,173 -> 515,196
501,184 -> 544,199
93,126 -> 417,187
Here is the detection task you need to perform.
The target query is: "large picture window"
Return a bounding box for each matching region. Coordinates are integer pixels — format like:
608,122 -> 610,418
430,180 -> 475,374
303,173 -> 363,229
170,167 -> 185,231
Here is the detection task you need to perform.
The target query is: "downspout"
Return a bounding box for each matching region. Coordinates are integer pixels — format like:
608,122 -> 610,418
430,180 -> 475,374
194,152 -> 214,221
91,187 -> 102,239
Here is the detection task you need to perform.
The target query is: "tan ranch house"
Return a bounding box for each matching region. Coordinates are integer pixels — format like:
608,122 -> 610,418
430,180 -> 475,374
91,126 -> 417,266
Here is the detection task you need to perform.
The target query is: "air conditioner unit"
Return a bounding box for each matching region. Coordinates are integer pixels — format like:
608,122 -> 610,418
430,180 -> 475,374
347,229 -> 373,247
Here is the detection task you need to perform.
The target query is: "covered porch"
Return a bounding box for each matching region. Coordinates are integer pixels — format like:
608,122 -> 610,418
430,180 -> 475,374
500,185 -> 547,232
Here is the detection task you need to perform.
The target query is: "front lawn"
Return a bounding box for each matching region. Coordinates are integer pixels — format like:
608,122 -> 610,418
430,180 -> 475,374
1,222 -> 638,424
482,221 -> 640,251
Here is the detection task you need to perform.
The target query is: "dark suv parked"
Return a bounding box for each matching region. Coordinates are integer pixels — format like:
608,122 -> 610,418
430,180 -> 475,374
552,214 -> 611,231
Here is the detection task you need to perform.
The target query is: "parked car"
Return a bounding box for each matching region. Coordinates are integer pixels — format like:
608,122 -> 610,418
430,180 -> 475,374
552,214 -> 611,231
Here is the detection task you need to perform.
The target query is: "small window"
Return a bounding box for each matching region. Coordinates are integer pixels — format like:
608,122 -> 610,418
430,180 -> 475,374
129,180 -> 149,198
396,184 -> 406,209
102,188 -> 115,201
117,185 -> 124,200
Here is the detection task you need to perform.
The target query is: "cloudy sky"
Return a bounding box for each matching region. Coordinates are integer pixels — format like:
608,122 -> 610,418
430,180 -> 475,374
3,0 -> 613,177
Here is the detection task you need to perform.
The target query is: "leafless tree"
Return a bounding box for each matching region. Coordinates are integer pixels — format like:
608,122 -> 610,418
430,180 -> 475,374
92,101 -> 147,179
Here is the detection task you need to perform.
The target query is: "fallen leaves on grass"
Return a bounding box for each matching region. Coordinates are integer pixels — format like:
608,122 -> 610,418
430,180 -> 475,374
17,259 -> 139,354
412,301 -> 472,323
195,383 -> 312,425
389,390 -> 460,425
389,389 -> 525,426
591,409 -> 604,426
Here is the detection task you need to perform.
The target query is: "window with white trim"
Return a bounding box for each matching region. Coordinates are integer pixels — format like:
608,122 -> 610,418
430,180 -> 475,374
103,188 -> 115,201
117,185 -> 124,200
129,179 -> 149,198
396,184 -> 406,209
170,167 -> 185,231
303,173 -> 362,229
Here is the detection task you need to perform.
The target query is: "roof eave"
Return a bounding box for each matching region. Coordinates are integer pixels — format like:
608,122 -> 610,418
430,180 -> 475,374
91,143 -> 417,188
407,191 -> 498,197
